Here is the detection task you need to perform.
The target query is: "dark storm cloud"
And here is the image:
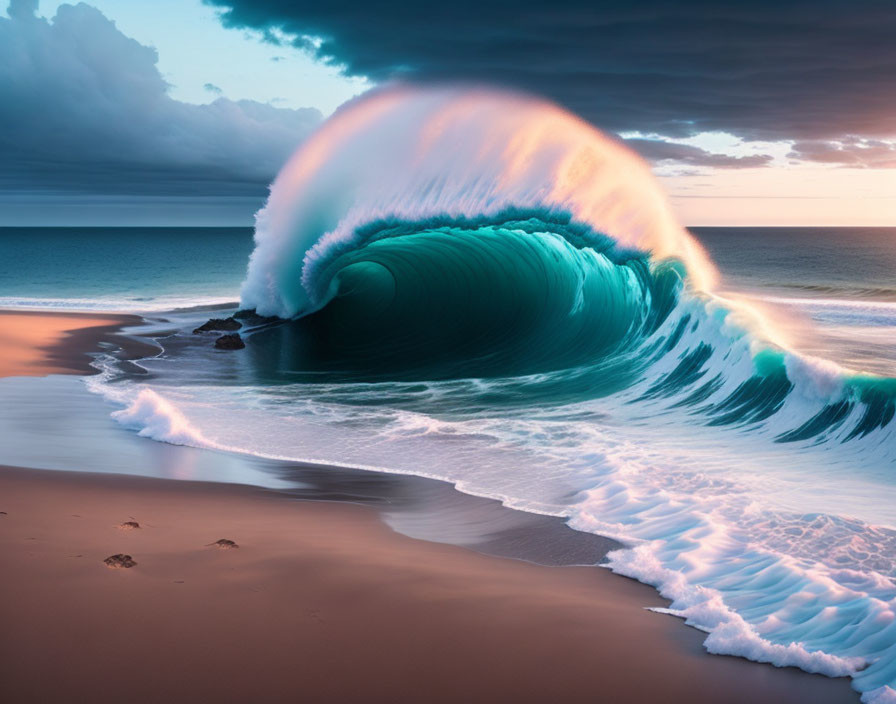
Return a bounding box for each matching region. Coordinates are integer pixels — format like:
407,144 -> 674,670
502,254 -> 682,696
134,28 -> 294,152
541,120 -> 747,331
207,0 -> 896,143
0,2 -> 322,195
625,139 -> 773,169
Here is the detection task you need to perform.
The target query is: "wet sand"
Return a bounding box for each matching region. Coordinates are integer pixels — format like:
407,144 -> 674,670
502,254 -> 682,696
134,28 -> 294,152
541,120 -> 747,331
0,310 -> 142,376
0,311 -> 860,702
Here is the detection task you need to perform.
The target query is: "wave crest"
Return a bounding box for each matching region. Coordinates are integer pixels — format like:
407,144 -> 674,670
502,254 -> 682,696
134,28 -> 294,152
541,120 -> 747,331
240,85 -> 715,319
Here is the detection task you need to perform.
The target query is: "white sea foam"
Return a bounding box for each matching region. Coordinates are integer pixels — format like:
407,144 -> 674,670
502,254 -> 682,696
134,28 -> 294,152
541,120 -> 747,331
761,295 -> 896,312
111,388 -> 209,446
604,546 -> 863,676
0,295 -> 237,313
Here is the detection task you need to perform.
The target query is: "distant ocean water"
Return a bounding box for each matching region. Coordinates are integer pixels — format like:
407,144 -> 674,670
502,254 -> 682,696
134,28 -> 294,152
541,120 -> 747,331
0,226 -> 251,311
694,227 -> 896,376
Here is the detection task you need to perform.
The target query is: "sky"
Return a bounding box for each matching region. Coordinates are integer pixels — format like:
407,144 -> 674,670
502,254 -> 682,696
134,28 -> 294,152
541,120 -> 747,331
1,0 -> 894,226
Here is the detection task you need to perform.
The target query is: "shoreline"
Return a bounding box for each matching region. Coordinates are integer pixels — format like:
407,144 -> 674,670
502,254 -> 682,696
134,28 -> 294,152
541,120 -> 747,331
0,310 -> 861,702
0,465 -> 859,703
0,309 -> 146,377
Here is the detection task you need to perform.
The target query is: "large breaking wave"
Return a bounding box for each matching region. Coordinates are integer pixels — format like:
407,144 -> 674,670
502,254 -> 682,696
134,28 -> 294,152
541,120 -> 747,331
96,86 -> 896,701
239,86 -> 894,441
241,85 -> 715,317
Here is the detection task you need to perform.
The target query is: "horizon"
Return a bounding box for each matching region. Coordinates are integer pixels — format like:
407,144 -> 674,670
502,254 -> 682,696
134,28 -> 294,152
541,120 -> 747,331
4,222 -> 896,230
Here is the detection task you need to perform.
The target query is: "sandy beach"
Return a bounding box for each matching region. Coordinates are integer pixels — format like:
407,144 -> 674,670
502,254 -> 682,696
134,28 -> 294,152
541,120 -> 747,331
0,311 -> 860,703
0,310 -> 142,377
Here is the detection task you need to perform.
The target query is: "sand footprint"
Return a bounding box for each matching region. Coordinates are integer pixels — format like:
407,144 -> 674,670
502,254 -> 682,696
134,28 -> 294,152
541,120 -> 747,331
104,554 -> 137,569
207,538 -> 239,549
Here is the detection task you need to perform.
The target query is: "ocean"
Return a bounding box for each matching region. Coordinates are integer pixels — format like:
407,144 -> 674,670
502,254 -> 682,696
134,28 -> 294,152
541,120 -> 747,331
694,226 -> 896,376
2,222 -> 895,698
0,226 -> 252,312
2,89 -> 895,702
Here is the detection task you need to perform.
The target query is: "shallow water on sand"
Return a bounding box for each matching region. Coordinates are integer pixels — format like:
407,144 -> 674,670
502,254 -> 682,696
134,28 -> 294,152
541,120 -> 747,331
0,373 -> 617,567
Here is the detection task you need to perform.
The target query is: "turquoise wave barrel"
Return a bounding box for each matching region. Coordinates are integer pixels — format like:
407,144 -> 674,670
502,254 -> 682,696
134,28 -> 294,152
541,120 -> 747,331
249,212 -> 681,380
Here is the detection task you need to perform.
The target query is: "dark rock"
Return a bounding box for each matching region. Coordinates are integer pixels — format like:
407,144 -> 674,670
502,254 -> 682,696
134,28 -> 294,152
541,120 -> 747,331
118,521 -> 140,530
208,539 -> 239,550
214,333 -> 245,350
232,309 -> 281,327
104,554 -> 137,569
193,317 -> 241,334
